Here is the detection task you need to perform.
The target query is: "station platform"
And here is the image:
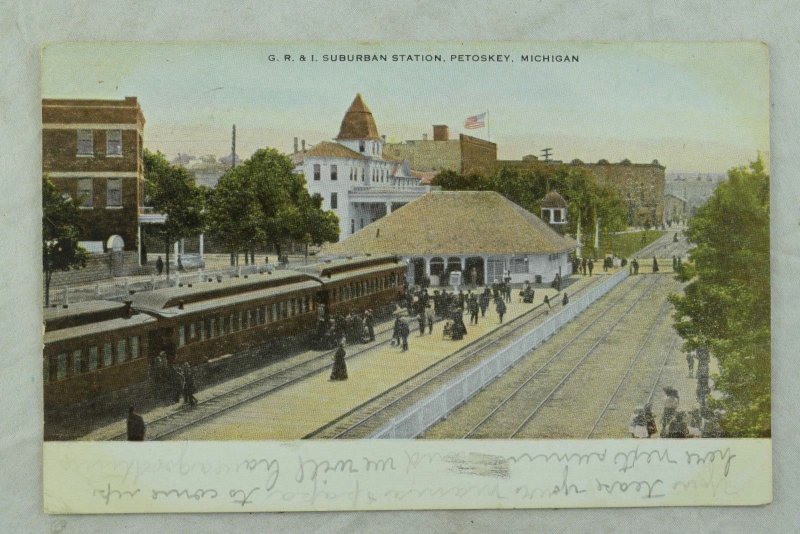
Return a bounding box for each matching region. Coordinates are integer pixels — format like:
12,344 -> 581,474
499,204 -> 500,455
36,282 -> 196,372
162,275 -> 605,440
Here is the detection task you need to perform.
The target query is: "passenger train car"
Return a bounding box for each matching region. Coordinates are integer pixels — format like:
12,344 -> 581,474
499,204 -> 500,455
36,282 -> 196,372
43,255 -> 406,412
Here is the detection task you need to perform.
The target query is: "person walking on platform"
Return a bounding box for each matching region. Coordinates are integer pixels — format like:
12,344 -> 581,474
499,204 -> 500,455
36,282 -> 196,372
686,351 -> 696,378
581,258 -> 587,275
644,403 -> 658,438
660,387 -> 680,436
399,319 -> 410,351
425,305 -> 435,334
417,312 -> 426,336
562,292 -> 569,306
652,256 -> 659,273
330,342 -> 348,381
391,317 -> 402,346
495,297 -> 506,323
126,405 -> 145,441
468,294 -> 479,325
364,310 -> 375,342
181,362 -> 198,407
480,289 -> 490,318
155,256 -> 164,276
588,259 -> 594,276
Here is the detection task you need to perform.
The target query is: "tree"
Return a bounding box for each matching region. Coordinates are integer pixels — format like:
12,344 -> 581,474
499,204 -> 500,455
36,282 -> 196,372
208,149 -> 339,259
144,150 -> 206,278
42,176 -> 88,305
432,164 -> 628,254
669,158 -> 770,437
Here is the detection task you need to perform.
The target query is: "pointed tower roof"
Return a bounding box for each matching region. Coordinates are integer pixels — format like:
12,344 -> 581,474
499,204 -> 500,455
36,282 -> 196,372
336,93 -> 380,141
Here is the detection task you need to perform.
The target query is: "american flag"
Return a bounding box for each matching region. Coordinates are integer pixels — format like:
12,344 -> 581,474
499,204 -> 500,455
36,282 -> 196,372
464,112 -> 487,129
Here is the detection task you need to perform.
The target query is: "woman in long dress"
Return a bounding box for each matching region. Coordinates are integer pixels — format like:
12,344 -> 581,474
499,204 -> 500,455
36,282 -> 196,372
330,342 -> 348,381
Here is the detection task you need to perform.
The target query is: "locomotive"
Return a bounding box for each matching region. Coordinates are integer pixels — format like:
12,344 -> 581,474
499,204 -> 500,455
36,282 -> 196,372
43,255 -> 406,410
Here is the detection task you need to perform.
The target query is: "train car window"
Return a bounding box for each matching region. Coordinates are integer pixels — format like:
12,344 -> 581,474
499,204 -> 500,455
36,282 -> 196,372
209,318 -> 216,338
56,353 -> 68,380
230,313 -> 236,332
117,339 -> 127,363
43,357 -> 50,383
178,326 -> 186,348
199,320 -> 205,340
88,346 -> 98,370
189,322 -> 196,339
103,342 -> 113,367
130,337 -> 140,359
281,300 -> 288,319
72,349 -> 82,375
272,303 -> 278,322
247,309 -> 253,327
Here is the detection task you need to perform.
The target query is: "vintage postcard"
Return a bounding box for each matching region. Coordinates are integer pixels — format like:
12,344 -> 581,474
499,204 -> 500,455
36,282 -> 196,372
41,42 -> 770,512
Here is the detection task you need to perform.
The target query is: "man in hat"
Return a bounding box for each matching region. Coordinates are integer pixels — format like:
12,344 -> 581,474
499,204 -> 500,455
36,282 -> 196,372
126,405 -> 145,441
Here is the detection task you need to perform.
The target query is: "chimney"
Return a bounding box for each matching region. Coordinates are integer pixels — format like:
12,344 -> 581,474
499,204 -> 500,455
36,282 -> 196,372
302,139 -> 306,152
381,134 -> 387,143
433,125 -> 449,141
123,300 -> 133,318
294,137 -> 299,153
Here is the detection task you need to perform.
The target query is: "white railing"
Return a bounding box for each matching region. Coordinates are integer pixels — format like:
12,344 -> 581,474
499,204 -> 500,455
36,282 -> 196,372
371,268 -> 629,438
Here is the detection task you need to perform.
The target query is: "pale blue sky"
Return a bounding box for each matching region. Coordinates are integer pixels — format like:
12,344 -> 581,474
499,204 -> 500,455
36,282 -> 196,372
42,42 -> 769,172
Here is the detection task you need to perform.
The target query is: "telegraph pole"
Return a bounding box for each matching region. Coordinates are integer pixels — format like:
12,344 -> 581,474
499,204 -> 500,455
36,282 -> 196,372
541,147 -> 553,162
231,124 -> 237,169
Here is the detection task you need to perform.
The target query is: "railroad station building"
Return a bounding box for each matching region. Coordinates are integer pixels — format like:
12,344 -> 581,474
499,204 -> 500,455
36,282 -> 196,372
321,190 -> 577,286
293,94 -> 433,238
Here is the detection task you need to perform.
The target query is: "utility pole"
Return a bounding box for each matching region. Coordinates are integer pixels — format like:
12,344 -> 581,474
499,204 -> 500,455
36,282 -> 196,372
541,147 -> 553,162
231,124 -> 237,169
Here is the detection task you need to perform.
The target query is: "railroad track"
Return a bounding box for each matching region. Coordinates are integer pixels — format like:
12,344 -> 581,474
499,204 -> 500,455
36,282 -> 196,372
307,274 -> 645,439
119,274 -> 609,440
456,275 -> 664,439
584,299 -> 674,438
108,315 -> 417,440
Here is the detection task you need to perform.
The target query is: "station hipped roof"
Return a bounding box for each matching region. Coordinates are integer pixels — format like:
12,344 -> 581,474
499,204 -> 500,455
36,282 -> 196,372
322,191 -> 577,256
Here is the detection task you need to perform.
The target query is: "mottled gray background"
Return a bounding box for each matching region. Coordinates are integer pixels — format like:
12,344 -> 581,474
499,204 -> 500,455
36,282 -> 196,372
1,1 -> 797,532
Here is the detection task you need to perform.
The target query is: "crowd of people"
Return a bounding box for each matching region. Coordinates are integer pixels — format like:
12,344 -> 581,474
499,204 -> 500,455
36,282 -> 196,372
629,348 -> 722,439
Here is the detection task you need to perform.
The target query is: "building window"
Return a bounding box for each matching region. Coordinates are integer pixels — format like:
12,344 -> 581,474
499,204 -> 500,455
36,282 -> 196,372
103,342 -> 113,367
360,218 -> 364,229
351,219 -> 355,234
178,325 -> 186,347
331,164 -> 338,180
313,164 -> 321,180
359,140 -> 365,152
72,349 -> 82,375
106,129 -> 122,156
130,336 -> 140,359
77,178 -> 93,208
511,256 -> 528,274
553,209 -> 562,222
107,179 -> 122,207
330,192 -> 337,209
77,129 -> 93,155
117,339 -> 127,362
88,346 -> 98,371
56,353 -> 68,380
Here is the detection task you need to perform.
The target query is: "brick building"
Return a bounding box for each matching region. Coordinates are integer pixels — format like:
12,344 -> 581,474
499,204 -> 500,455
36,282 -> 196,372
383,125 -> 497,176
496,157 -> 666,226
42,97 -> 145,255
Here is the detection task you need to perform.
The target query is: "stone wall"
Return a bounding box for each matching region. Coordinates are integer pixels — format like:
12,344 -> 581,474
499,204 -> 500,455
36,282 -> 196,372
47,251 -> 143,288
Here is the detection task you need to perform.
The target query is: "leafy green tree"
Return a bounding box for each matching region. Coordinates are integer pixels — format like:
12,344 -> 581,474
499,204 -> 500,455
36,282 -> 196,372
208,149 -> 338,259
669,158 -> 770,437
144,150 -> 206,278
42,176 -> 88,305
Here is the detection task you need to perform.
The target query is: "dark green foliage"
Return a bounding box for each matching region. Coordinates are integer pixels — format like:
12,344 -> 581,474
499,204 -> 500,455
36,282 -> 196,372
669,158 -> 770,437
207,148 -> 339,258
42,176 -> 89,305
144,150 -> 206,275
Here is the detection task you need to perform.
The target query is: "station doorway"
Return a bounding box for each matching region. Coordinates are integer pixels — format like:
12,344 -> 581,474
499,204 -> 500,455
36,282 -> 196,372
464,257 -> 484,287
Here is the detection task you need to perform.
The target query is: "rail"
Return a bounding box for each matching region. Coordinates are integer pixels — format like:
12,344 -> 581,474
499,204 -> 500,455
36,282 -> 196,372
370,268 -> 629,438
